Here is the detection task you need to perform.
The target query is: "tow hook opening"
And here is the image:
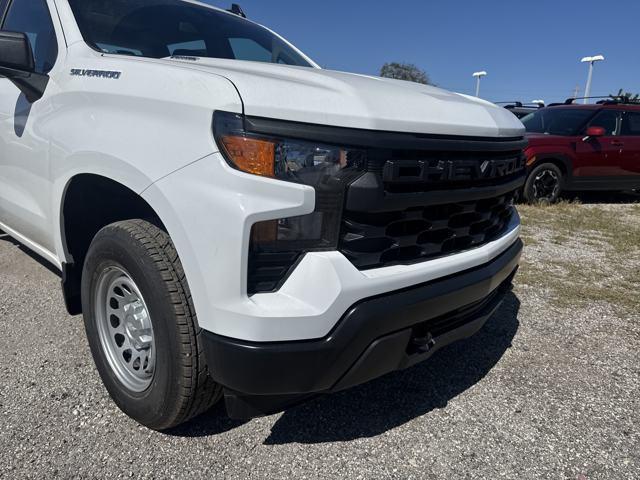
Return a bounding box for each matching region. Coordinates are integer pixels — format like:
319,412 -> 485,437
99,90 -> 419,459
407,330 -> 436,355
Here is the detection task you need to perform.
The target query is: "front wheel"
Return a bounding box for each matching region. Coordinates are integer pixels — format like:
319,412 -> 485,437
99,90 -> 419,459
81,219 -> 222,430
523,163 -> 564,204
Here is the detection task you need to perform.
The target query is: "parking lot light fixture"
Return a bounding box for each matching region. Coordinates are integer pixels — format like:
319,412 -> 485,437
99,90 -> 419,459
581,55 -> 605,104
472,71 -> 487,98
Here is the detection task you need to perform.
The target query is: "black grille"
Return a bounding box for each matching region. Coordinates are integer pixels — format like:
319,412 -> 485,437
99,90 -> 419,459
243,116 -> 527,293
339,192 -> 516,270
247,251 -> 301,294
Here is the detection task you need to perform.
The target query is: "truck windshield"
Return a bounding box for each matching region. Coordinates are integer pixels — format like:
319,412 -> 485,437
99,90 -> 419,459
521,108 -> 595,136
68,0 -> 313,67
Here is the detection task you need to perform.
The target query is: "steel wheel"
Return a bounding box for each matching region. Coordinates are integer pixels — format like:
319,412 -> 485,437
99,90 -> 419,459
94,266 -> 155,392
532,168 -> 560,202
83,220 -> 222,429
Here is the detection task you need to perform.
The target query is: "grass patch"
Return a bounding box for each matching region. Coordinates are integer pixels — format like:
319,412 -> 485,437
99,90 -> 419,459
518,202 -> 640,256
516,202 -> 640,315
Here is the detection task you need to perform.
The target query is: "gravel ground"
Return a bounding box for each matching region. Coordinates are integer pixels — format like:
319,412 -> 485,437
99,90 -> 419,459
0,200 -> 638,479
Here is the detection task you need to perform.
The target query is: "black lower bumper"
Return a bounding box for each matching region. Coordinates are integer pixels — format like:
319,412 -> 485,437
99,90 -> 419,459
203,240 -> 522,419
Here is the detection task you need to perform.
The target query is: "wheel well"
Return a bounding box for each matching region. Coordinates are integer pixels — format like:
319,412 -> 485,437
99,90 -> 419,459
61,174 -> 163,315
534,157 -> 569,177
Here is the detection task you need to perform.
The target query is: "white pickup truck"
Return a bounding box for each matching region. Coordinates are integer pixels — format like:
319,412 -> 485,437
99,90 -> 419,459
0,0 -> 525,430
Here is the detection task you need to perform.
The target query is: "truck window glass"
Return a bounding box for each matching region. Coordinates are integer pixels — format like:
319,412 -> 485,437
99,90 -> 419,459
587,110 -> 620,136
622,112 -> 640,136
168,39 -> 207,56
229,38 -> 271,63
522,109 -> 594,136
67,0 -> 313,67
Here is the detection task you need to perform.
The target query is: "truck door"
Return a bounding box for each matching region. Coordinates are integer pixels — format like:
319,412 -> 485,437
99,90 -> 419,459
0,0 -> 59,253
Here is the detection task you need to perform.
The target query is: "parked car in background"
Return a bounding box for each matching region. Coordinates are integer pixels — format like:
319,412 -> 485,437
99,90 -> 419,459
520,98 -> 640,202
498,101 -> 545,119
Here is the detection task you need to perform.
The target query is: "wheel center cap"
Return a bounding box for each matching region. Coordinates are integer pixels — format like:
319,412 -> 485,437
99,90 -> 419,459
123,300 -> 152,350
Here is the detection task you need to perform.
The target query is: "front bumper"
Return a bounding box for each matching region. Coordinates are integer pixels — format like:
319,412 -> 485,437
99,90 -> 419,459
204,239 -> 522,419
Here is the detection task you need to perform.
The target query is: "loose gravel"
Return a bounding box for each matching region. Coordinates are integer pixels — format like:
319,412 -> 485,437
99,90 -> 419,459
0,202 -> 638,479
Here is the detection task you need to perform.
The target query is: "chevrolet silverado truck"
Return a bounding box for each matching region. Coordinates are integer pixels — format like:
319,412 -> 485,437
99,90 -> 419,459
0,0 -> 526,430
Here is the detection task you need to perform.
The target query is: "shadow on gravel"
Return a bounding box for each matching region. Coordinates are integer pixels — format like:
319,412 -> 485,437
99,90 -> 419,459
563,190 -> 640,205
0,230 -> 60,275
164,402 -> 249,437
264,292 -> 521,444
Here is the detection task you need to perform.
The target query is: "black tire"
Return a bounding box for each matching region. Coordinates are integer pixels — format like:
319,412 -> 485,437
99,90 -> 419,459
523,163 -> 564,204
81,219 -> 222,430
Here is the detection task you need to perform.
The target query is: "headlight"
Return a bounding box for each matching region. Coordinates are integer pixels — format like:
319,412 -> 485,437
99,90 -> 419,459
213,111 -> 366,294
214,111 -> 365,183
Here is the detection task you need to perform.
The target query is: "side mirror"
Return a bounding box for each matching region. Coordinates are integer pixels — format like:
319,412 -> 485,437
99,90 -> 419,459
0,31 -> 35,72
583,126 -> 606,141
0,31 -> 49,103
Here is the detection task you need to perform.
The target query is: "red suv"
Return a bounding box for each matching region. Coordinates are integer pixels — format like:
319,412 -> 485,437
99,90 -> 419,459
520,99 -> 640,202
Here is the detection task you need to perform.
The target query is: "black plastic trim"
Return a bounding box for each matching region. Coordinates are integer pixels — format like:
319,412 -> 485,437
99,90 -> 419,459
346,171 -> 525,212
244,115 -> 528,152
0,66 -> 49,103
0,30 -> 50,103
204,239 -> 522,417
61,262 -> 82,315
566,175 -> 640,191
527,153 -> 574,181
247,251 -> 305,295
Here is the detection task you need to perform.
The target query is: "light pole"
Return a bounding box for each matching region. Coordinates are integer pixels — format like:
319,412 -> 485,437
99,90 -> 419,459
580,55 -> 604,104
472,71 -> 487,98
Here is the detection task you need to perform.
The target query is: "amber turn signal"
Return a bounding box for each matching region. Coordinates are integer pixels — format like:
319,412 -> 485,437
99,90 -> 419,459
220,135 -> 275,177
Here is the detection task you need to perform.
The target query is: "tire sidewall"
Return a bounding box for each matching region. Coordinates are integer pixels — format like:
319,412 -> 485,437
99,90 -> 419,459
525,163 -> 564,204
81,226 -> 183,427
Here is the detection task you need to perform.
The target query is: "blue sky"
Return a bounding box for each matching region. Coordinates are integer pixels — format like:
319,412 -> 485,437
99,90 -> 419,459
208,0 -> 639,104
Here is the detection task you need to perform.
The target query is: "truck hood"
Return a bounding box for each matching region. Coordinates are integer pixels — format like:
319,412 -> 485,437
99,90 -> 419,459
166,58 -> 524,138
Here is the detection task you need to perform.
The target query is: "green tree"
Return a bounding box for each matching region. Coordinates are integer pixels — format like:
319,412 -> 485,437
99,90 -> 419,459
612,88 -> 639,101
380,62 -> 432,85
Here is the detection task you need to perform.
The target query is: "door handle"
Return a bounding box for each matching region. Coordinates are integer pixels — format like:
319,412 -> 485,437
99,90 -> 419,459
611,141 -> 624,147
